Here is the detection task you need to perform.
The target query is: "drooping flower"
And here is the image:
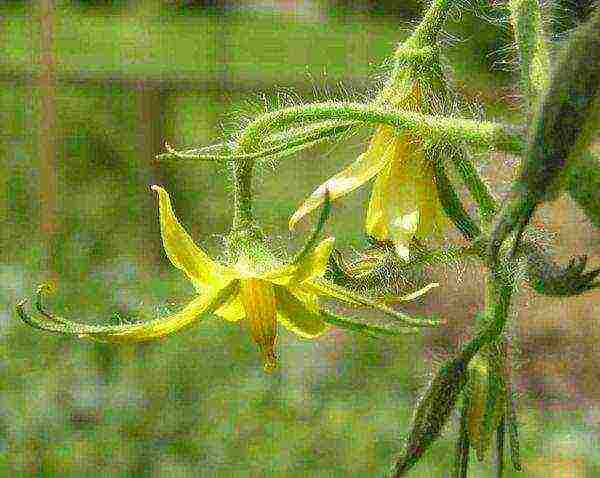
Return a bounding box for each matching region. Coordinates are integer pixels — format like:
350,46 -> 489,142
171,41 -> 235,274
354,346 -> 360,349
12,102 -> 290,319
18,186 -> 438,372
289,75 -> 447,261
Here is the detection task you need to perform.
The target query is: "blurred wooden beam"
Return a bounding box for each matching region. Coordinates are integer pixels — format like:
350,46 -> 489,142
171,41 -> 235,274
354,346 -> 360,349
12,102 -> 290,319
136,80 -> 167,186
0,67 -> 367,95
135,81 -> 168,266
38,0 -> 57,277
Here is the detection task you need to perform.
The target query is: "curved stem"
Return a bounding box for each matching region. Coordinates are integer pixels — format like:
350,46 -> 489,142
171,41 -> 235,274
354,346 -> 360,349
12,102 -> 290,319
450,149 -> 498,222
230,157 -> 256,231
237,102 -> 525,155
433,157 -> 481,240
408,0 -> 452,49
158,121 -> 356,163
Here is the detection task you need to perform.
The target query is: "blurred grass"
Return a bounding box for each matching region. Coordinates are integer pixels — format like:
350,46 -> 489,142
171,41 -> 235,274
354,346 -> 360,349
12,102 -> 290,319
1,2 -> 599,477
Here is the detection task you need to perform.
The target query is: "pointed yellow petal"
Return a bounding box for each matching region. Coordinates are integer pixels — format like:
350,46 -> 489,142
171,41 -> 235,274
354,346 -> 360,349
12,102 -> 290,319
416,163 -> 446,239
384,282 -> 440,303
380,146 -> 446,259
264,237 -> 335,287
390,211 -> 419,260
302,279 -> 440,327
214,295 -> 245,322
300,279 -> 364,306
151,185 -> 222,289
289,126 -> 395,230
239,278 -> 278,372
287,285 -> 320,313
381,145 -> 423,259
293,236 -> 335,283
365,160 -> 392,239
80,281 -> 238,343
274,286 -> 329,338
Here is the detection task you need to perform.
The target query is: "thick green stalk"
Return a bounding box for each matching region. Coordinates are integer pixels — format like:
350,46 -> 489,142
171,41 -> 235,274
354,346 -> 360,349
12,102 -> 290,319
226,138 -> 269,259
237,102 -> 525,155
408,0 -> 452,49
509,0 -> 552,112
450,150 -> 499,222
230,157 -> 255,231
386,0 -> 452,94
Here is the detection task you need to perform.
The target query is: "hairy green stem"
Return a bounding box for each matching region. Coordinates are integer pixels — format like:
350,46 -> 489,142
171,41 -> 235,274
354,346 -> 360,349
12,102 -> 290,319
509,0 -> 552,113
408,0 -> 452,49
450,149 -> 498,222
158,121 -> 356,163
230,157 -> 256,231
226,0 -> 458,244
237,102 -> 525,155
434,156 -> 599,298
454,396 -> 470,478
434,157 -> 481,240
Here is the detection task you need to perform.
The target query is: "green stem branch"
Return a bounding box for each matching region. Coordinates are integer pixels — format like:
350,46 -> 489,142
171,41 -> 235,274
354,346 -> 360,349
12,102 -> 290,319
230,157 -> 256,231
509,0 -> 552,112
408,0 -> 452,48
237,102 -> 525,155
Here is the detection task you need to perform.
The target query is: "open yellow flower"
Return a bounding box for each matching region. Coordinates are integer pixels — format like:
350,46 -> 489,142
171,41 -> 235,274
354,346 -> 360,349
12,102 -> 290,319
18,186 -> 438,372
289,81 -> 446,260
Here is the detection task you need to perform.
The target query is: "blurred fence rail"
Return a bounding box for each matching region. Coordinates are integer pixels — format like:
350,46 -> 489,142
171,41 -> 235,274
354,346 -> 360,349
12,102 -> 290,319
0,66 -> 367,93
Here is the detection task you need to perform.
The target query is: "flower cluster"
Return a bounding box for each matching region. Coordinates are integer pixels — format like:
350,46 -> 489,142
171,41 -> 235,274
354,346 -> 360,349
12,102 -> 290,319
17,0 -> 600,476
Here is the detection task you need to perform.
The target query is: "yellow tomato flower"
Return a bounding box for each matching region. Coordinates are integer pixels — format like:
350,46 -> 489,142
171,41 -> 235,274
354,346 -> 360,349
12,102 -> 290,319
18,186 -> 438,372
289,81 -> 446,260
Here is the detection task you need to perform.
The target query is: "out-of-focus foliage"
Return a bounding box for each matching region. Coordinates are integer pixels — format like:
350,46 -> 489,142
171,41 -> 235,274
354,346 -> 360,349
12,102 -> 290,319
2,2 -> 600,476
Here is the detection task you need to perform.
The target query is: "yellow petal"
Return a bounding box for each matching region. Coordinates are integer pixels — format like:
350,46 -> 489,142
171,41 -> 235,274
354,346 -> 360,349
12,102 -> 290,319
214,295 -> 245,322
151,185 -> 223,289
274,286 -> 329,338
390,212 -> 419,260
239,278 -> 278,372
416,163 -> 447,239
287,285 -> 320,313
377,76 -> 421,110
365,160 -> 392,239
300,279 -> 363,306
80,281 -> 239,343
303,279 -> 440,327
293,236 -> 335,283
289,126 -> 395,230
381,146 -> 424,259
393,282 -> 440,302
384,147 -> 447,260
263,237 -> 335,286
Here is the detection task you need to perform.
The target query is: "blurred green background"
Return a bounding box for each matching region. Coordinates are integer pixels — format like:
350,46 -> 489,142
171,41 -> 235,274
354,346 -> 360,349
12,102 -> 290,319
1,1 -> 600,476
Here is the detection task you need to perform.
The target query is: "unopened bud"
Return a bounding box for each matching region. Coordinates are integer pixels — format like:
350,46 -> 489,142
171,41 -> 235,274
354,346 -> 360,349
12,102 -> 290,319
465,352 -> 506,461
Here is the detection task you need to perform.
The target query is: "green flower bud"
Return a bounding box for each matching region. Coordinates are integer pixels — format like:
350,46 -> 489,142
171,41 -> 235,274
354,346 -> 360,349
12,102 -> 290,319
464,351 -> 506,461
